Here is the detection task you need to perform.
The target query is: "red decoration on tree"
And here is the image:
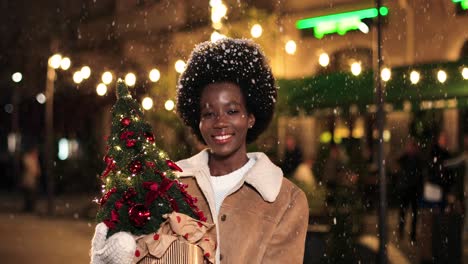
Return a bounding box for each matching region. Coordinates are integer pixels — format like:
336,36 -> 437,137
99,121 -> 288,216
104,155 -> 113,165
104,209 -> 120,229
101,156 -> 116,178
129,160 -> 143,174
142,179 -> 175,207
146,161 -> 155,168
129,203 -> 150,227
121,117 -> 131,127
126,139 -> 137,148
144,132 -> 155,143
100,187 -> 117,206
123,187 -> 137,201
120,131 -> 134,140
166,160 -> 183,172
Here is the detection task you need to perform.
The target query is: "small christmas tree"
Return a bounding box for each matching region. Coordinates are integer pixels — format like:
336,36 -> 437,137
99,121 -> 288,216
96,80 -> 205,238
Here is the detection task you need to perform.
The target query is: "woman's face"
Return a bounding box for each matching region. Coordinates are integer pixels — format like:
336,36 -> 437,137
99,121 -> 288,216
199,82 -> 255,160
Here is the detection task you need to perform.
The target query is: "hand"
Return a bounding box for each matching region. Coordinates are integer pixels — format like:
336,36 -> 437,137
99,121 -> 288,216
91,223 -> 136,264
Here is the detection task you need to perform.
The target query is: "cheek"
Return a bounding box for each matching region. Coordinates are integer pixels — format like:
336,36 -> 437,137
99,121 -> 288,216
199,120 -> 210,137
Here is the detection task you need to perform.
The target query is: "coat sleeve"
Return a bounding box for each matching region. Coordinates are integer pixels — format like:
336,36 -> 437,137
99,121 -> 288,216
263,187 -> 309,263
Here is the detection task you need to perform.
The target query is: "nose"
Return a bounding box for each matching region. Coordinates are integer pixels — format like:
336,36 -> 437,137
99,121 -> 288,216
213,112 -> 228,128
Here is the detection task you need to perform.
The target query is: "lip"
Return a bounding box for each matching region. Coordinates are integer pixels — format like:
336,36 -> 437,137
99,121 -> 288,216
212,134 -> 234,144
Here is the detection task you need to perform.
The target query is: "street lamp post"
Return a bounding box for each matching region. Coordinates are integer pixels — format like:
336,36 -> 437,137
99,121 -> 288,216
374,0 -> 388,263
45,62 -> 56,215
45,53 -> 70,215
11,72 -> 22,187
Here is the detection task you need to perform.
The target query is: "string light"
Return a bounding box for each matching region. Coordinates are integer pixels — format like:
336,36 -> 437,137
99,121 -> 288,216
437,70 -> 447,83
251,24 -> 263,38
102,71 -> 113,84
318,53 -> 329,67
149,68 -> 160,82
12,72 -> 22,83
461,67 -> 468,79
381,68 -> 391,81
410,70 -> 420,84
285,40 -> 297,55
81,66 -> 91,79
351,62 -> 362,76
125,72 -> 136,86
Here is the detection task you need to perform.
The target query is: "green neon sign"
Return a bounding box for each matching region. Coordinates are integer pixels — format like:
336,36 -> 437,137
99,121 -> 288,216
296,7 -> 389,39
453,0 -> 468,9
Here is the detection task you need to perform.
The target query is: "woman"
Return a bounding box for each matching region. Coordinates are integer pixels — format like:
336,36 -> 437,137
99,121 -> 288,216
91,38 -> 308,263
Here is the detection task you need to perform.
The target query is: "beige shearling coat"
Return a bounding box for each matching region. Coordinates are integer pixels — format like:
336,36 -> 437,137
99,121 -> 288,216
176,150 -> 309,263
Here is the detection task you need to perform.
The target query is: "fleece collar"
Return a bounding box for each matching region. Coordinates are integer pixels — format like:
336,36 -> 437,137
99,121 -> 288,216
176,149 -> 283,202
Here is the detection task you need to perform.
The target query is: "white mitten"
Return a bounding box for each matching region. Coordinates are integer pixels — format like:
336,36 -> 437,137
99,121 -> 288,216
91,223 -> 136,264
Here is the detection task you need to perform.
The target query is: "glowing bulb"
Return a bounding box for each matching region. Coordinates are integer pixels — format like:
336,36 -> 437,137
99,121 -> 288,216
36,93 -> 46,104
48,54 -> 62,69
437,70 -> 447,83
96,83 -> 107,96
251,24 -> 263,38
142,97 -> 153,110
165,99 -> 175,111
81,66 -> 91,79
318,53 -> 329,67
175,60 -> 186,73
102,71 -> 113,84
125,72 -> 136,86
60,57 -> 71,70
410,70 -> 420,84
12,72 -> 22,83
351,62 -> 362,76
211,3 -> 227,23
149,68 -> 160,82
462,67 -> 468,80
73,71 -> 83,83
285,40 -> 296,55
381,68 -> 391,82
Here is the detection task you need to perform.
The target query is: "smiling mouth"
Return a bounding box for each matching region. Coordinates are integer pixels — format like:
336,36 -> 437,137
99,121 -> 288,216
212,134 -> 233,143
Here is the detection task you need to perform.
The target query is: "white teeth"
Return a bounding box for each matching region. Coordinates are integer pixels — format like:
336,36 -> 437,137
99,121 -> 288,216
214,135 -> 232,140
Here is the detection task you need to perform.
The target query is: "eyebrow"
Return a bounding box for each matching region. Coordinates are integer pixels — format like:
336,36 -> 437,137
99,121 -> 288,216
200,101 -> 242,108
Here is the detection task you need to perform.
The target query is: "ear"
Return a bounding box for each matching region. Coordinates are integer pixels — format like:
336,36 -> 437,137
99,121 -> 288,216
248,113 -> 255,128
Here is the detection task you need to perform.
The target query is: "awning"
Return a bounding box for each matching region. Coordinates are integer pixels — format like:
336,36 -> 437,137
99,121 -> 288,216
277,59 -> 468,114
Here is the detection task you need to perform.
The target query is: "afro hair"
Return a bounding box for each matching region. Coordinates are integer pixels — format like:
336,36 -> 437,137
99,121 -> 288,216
176,38 -> 277,145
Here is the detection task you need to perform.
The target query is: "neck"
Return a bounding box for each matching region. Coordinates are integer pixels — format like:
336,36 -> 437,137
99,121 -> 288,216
208,151 -> 249,176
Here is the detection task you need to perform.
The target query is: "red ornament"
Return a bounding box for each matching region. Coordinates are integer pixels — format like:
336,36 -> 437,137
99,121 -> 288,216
114,200 -> 124,209
123,188 -> 137,201
135,250 -> 140,257
104,155 -> 113,165
121,117 -> 131,127
146,161 -> 155,168
142,179 -> 174,207
104,209 -> 120,229
129,203 -> 150,227
153,234 -> 160,240
100,187 -> 117,206
129,160 -> 143,174
120,131 -> 134,140
166,160 -> 183,172
144,132 -> 155,143
101,157 -> 116,178
126,139 -> 136,148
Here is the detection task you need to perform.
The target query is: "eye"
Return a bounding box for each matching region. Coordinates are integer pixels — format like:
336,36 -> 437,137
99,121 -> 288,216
201,112 -> 215,119
227,109 -> 239,115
